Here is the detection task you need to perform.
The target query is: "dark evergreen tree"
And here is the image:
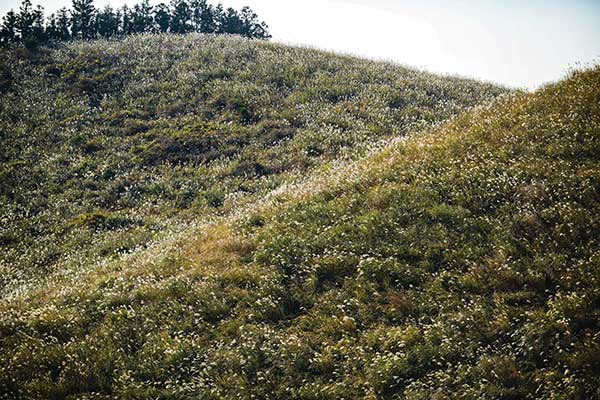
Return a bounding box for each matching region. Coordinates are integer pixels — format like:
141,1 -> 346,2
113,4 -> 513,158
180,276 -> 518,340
153,3 -> 170,33
56,7 -> 71,40
71,0 -> 96,39
46,13 -> 59,40
119,5 -> 133,35
131,0 -> 153,33
169,0 -> 191,34
212,3 -> 224,32
97,5 -> 118,38
15,0 -> 35,42
218,7 -> 243,35
189,0 -> 216,33
189,0 -> 203,32
202,2 -> 218,33
45,7 -> 71,41
239,6 -> 270,39
0,10 -> 17,47
31,5 -> 46,43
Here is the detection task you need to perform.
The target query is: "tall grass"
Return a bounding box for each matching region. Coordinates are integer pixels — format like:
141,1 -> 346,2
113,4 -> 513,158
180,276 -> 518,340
0,34 -> 598,399
0,33 -> 507,298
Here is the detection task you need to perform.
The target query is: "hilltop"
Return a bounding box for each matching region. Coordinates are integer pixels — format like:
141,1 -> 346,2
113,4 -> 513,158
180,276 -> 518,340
1,34 -> 599,399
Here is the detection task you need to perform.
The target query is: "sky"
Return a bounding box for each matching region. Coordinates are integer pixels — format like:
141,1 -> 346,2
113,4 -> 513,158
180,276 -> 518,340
1,0 -> 599,89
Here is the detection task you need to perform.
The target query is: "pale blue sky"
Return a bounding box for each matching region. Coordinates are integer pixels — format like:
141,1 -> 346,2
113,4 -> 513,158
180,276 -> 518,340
1,0 -> 599,89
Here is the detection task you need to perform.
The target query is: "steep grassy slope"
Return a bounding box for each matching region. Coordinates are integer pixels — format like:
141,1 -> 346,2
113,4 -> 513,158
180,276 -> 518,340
0,34 -> 507,297
1,54 -> 598,399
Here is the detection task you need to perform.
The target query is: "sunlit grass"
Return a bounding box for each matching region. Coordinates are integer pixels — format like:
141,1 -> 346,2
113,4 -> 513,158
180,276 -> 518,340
0,34 -> 508,300
1,34 -> 598,399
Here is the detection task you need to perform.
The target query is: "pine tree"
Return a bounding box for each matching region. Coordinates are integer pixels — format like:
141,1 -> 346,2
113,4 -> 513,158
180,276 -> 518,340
16,0 -> 35,42
153,3 -> 171,33
239,6 -> 270,39
46,13 -> 59,40
188,0 -> 216,33
71,0 -> 96,39
213,3 -> 224,33
169,0 -> 191,34
131,0 -> 153,33
56,7 -> 71,40
31,5 -> 46,43
0,10 -> 17,47
219,7 -> 243,35
203,3 -> 218,33
45,6 -> 71,42
189,0 -> 202,32
97,5 -> 118,38
120,5 -> 133,35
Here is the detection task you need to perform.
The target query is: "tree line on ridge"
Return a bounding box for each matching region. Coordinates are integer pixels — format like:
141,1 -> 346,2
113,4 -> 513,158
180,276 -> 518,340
0,0 -> 271,48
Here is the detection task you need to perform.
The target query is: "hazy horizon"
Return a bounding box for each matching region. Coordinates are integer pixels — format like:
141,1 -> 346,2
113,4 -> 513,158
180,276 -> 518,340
1,0 -> 599,89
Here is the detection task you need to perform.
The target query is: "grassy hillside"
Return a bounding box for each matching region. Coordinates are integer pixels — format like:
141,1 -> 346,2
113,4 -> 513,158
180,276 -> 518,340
1,36 -> 598,399
0,34 -> 507,298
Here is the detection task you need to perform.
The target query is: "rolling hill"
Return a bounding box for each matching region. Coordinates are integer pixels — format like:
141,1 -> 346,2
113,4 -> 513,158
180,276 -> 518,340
1,34 -> 599,399
0,34 -> 507,299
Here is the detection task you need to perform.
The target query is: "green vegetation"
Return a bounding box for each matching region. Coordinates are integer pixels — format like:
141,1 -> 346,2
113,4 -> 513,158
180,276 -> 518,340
1,34 -> 599,399
0,34 -> 505,298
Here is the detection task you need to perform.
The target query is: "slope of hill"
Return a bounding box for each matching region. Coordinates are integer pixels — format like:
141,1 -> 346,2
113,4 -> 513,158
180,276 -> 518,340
0,34 -> 508,298
1,36 -> 598,399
